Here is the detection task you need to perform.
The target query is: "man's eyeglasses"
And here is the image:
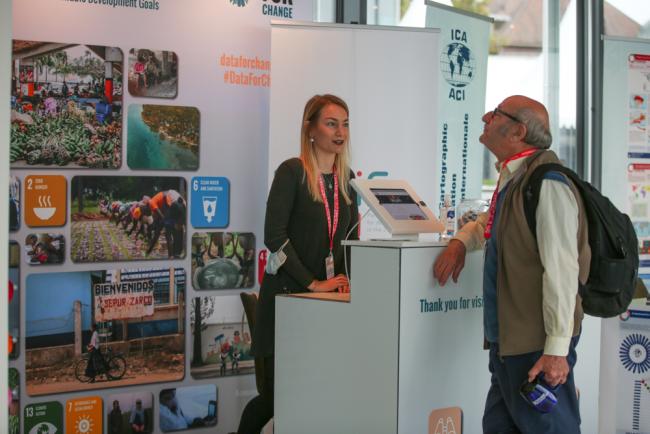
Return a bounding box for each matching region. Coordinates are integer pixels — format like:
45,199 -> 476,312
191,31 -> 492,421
492,107 -> 523,124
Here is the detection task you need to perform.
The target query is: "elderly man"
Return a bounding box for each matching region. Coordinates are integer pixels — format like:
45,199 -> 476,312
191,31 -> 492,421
434,95 -> 589,433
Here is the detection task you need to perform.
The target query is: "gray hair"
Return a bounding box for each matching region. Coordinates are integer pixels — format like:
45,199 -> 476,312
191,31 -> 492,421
516,108 -> 552,149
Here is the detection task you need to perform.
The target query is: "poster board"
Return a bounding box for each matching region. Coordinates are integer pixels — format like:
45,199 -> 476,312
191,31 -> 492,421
9,0 -> 311,432
601,36 -> 650,434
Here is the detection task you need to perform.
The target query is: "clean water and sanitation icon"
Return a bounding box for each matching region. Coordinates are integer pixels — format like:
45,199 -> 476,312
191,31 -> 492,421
191,177 -> 230,228
202,196 -> 218,223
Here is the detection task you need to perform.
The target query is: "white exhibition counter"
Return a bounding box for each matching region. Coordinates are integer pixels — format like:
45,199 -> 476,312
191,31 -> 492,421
274,240 -> 489,434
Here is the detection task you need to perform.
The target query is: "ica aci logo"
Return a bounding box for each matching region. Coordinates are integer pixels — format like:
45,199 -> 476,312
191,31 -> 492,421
191,177 -> 230,228
440,29 -> 475,102
229,0 -> 248,6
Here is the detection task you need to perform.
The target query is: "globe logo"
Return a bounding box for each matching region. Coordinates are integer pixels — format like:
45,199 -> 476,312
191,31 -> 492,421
230,0 -> 248,6
440,42 -> 475,88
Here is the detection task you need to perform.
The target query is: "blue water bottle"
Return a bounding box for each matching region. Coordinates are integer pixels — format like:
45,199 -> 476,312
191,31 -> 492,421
519,374 -> 559,413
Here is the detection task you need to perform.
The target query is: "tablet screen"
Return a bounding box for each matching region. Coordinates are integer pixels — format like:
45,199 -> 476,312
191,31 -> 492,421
370,188 -> 428,221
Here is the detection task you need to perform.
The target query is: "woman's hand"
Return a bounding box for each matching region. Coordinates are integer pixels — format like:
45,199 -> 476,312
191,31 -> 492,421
308,274 -> 349,292
336,274 -> 350,293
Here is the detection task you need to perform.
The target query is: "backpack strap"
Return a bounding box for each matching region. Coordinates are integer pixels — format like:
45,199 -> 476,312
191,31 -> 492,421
523,163 -> 574,239
527,164 -> 632,258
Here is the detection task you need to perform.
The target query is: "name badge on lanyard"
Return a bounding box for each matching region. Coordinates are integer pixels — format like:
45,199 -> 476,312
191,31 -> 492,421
319,170 -> 339,280
325,253 -> 335,280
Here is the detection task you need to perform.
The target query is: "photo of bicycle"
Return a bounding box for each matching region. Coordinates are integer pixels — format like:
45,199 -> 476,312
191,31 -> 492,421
25,267 -> 185,395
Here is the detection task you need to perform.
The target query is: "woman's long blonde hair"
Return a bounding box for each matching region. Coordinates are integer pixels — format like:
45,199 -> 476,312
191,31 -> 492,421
300,94 -> 352,205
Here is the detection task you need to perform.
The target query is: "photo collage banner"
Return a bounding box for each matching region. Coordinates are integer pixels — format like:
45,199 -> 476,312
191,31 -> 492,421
601,37 -> 650,434
9,0 -> 312,433
613,50 -> 650,434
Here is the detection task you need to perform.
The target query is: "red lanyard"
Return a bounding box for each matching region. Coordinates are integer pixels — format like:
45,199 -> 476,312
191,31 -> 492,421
483,149 -> 538,239
318,170 -> 339,252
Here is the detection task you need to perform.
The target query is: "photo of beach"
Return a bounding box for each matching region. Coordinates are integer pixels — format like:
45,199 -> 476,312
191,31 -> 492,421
127,104 -> 199,170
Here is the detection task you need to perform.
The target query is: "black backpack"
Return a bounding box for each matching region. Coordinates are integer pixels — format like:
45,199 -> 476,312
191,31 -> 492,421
523,163 -> 639,317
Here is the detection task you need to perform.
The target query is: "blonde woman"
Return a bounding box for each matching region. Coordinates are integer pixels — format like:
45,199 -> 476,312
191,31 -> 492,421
236,94 -> 359,433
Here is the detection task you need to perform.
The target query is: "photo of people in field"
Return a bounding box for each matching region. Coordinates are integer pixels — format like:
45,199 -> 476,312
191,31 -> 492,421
10,40 -> 123,168
191,232 -> 256,290
128,49 -> 178,98
25,267 -> 185,396
71,176 -> 187,262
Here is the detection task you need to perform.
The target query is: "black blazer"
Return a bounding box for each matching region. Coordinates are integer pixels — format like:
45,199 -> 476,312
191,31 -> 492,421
251,158 -> 359,357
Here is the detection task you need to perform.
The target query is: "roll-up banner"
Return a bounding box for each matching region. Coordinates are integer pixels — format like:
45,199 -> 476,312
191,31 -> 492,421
10,1 -> 311,432
602,36 -> 650,434
425,0 -> 491,209
425,5 -> 608,434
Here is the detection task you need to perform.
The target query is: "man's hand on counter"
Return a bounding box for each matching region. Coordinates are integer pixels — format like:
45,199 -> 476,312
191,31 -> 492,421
433,239 -> 467,286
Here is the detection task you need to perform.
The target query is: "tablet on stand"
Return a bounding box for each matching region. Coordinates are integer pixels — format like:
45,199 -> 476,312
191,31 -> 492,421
350,179 -> 444,241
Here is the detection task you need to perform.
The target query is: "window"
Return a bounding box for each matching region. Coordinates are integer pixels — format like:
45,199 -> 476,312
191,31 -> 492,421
604,0 -> 650,39
316,0 -> 579,194
314,0 -> 336,22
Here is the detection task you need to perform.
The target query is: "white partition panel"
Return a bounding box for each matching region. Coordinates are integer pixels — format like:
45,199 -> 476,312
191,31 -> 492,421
270,22 -> 440,239
10,1 -> 312,433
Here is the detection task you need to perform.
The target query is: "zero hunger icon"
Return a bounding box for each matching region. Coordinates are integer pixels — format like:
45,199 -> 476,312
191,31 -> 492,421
24,175 -> 67,227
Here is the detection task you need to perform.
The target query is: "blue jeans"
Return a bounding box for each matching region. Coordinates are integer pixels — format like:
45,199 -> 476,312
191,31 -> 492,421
482,336 -> 581,434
